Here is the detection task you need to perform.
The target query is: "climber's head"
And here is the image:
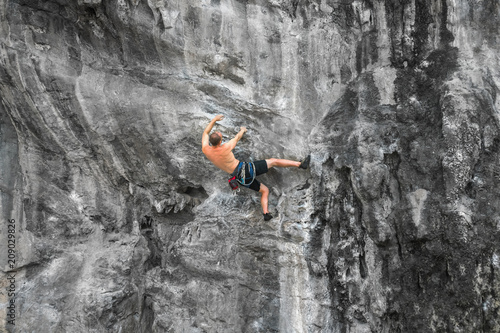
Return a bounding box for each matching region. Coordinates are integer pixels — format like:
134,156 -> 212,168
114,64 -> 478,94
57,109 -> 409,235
209,131 -> 222,146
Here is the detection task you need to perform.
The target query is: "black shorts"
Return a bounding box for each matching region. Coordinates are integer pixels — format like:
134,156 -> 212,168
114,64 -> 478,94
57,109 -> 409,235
241,160 -> 268,192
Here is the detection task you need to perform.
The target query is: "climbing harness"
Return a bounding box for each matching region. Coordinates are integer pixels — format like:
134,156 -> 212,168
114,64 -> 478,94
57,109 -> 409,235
238,162 -> 256,186
228,161 -> 256,193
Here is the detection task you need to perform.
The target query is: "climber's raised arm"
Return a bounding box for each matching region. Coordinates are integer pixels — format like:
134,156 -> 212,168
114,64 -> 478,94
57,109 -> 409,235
202,114 -> 224,149
225,126 -> 247,151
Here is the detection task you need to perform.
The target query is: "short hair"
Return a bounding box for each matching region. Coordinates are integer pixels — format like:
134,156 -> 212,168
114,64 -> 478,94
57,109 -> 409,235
209,132 -> 222,146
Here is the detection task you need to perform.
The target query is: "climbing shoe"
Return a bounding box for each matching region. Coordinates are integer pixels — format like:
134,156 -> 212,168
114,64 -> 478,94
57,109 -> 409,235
263,213 -> 273,221
299,154 -> 311,169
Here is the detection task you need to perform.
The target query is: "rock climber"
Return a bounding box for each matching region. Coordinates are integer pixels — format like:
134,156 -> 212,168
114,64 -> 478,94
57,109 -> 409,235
201,114 -> 310,221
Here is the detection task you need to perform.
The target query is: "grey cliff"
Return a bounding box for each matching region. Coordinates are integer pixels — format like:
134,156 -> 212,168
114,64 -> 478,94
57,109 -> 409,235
0,0 -> 499,332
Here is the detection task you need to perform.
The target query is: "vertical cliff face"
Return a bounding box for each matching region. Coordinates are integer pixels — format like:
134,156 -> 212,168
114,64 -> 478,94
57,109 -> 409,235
311,0 -> 500,331
0,0 -> 499,332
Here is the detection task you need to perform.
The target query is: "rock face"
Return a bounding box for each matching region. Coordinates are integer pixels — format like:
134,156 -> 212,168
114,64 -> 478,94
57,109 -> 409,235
1,0 -> 500,332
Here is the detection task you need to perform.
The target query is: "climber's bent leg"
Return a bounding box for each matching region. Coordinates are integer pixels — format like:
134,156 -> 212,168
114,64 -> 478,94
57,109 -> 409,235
259,183 -> 272,217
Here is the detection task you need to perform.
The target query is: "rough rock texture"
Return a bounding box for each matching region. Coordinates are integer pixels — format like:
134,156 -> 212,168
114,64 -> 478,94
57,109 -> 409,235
0,0 -> 499,332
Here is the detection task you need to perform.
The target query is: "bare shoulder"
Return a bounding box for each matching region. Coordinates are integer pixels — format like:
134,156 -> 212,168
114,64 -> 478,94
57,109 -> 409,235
202,145 -> 211,155
225,138 -> 237,150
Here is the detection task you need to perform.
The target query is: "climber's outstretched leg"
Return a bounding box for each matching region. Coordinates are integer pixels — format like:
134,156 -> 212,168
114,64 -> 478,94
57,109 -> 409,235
266,155 -> 310,170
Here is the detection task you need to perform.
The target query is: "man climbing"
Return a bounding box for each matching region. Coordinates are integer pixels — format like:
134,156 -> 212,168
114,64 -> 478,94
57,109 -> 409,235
201,114 -> 310,221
